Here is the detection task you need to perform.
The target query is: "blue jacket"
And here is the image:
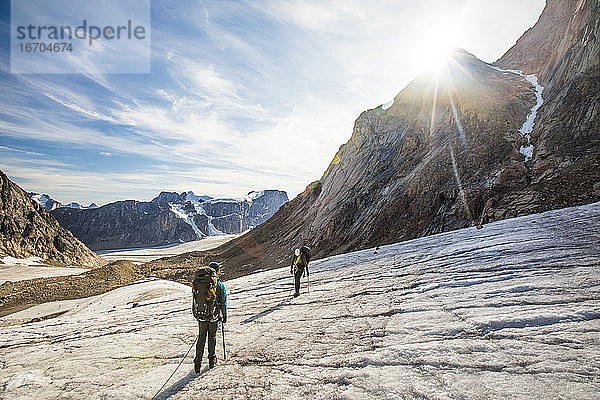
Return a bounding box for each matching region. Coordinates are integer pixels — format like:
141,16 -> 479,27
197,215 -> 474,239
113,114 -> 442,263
216,281 -> 227,321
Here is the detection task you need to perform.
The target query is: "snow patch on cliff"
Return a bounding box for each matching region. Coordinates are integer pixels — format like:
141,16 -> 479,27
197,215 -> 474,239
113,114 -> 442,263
488,65 -> 544,162
381,99 -> 395,110
169,204 -> 205,239
245,190 -> 265,202
193,202 -> 225,236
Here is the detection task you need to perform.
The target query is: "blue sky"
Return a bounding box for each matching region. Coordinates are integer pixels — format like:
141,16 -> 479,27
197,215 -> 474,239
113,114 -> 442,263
0,0 -> 545,206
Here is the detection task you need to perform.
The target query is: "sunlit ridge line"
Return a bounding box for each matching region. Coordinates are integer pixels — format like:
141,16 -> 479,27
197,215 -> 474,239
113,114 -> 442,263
428,70 -> 440,144
448,90 -> 466,147
450,147 -> 471,219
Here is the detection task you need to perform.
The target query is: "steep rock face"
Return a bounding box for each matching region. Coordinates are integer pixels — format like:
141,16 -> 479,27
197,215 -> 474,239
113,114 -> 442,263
170,0 -> 599,274
487,0 -> 600,219
301,50 -> 535,256
202,190 -> 290,234
497,0 -> 599,94
202,200 -> 243,234
51,200 -> 198,251
244,190 -> 291,230
0,170 -> 102,266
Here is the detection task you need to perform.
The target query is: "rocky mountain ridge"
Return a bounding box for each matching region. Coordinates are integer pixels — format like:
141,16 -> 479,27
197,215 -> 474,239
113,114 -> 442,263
0,170 -> 102,267
51,190 -> 288,250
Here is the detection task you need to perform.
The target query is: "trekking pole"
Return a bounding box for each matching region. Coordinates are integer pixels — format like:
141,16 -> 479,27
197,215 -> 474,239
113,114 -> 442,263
221,320 -> 227,361
307,271 -> 310,294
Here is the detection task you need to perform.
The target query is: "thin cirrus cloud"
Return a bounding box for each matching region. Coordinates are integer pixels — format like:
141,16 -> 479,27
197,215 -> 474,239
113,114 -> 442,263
0,0 -> 545,205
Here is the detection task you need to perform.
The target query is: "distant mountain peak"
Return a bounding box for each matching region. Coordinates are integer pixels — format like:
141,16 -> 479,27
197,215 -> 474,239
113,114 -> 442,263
28,192 -> 62,211
28,193 -> 99,211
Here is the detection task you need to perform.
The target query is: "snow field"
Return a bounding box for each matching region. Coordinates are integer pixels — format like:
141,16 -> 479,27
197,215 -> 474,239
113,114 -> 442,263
1,202 -> 599,399
0,256 -> 90,285
0,265 -> 90,285
96,235 -> 238,264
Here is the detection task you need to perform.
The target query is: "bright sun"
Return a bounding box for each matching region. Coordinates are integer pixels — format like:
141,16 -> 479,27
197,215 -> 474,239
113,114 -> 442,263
416,28 -> 459,71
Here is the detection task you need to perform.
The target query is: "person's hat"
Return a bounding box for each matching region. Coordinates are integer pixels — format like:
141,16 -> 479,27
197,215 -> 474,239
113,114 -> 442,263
208,261 -> 221,271
294,248 -> 300,256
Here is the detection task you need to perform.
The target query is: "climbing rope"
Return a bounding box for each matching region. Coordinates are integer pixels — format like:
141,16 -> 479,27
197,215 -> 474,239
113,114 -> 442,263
150,337 -> 197,400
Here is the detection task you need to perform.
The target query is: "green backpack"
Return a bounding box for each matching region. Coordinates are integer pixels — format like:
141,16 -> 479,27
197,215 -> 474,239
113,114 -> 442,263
192,266 -> 218,321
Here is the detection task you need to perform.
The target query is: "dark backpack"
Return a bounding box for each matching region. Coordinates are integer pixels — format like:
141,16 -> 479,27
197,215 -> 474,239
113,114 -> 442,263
300,246 -> 311,262
293,246 -> 311,272
192,267 -> 218,320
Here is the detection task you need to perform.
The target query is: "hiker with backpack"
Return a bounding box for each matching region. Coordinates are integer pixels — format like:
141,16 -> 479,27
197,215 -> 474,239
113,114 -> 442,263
192,261 -> 227,372
290,246 -> 311,297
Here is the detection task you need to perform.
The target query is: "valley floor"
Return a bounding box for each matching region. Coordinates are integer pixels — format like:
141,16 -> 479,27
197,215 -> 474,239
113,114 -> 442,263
0,203 -> 599,399
96,235 -> 239,264
0,264 -> 90,285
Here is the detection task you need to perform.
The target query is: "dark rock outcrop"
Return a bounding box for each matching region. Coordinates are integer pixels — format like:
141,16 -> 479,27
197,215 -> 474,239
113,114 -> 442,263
151,191 -> 182,204
149,0 -> 599,277
0,170 -> 102,266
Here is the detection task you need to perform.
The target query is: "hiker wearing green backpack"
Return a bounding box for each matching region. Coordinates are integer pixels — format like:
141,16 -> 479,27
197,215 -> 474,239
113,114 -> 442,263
192,261 -> 228,372
290,245 -> 311,297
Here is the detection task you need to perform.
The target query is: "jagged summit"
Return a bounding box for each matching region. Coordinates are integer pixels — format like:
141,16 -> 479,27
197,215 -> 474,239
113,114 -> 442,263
27,192 -> 62,211
28,192 -> 97,211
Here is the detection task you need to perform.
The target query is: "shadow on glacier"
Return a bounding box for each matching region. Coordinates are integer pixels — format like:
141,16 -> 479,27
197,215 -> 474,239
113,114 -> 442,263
153,368 -> 203,400
242,296 -> 294,324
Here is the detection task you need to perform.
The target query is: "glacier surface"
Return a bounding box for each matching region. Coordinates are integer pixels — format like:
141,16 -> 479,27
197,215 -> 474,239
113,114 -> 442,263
1,202 -> 599,399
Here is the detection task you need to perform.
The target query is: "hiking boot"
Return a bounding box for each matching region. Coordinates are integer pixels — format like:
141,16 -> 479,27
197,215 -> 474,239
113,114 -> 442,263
209,357 -> 217,369
293,292 -> 300,298
194,358 -> 201,373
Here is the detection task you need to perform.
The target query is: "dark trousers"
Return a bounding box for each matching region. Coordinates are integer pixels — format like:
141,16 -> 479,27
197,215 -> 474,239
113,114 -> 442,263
294,267 -> 304,295
196,320 -> 218,363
